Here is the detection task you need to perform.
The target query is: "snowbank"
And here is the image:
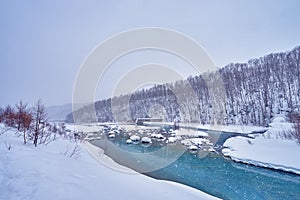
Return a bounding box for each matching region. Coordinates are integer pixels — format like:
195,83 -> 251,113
222,116 -> 300,175
0,125 -> 219,200
179,123 -> 268,134
222,136 -> 300,174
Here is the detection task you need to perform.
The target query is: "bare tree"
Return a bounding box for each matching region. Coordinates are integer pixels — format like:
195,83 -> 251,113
15,101 -> 26,131
32,99 -> 47,147
2,105 -> 16,127
15,101 -> 33,144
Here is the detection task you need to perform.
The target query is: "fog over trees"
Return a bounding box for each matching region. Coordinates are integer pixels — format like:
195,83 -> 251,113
66,46 -> 300,127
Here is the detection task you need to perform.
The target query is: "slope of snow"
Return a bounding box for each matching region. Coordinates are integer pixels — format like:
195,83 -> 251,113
222,116 -> 300,175
0,125 -> 219,200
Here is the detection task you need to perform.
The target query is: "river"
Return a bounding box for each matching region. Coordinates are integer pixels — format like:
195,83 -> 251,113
90,131 -> 300,200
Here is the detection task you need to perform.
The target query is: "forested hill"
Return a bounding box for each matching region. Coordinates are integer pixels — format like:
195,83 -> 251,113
66,46 -> 300,126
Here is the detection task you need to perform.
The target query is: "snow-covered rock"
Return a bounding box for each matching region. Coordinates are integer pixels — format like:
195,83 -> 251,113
126,139 -> 133,144
151,133 -> 165,140
108,133 -> 116,139
130,135 -> 141,142
113,129 -> 121,134
141,137 -> 152,144
167,137 -> 176,143
188,145 -> 199,153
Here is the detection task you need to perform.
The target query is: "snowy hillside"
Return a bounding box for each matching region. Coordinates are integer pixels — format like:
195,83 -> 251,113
67,46 -> 300,126
0,124 -> 219,200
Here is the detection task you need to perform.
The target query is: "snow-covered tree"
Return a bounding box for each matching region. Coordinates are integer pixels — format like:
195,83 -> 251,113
67,46 -> 300,127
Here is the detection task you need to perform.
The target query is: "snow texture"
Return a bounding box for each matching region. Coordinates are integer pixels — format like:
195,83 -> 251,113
0,124 -> 219,200
222,116 -> 300,174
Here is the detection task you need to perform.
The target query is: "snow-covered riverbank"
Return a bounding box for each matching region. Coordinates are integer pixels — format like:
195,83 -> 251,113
0,125 -> 219,200
67,120 -> 300,176
222,116 -> 300,175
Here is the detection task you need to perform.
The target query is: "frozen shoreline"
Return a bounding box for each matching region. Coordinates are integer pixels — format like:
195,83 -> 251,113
222,136 -> 300,175
222,116 -> 300,176
223,152 -> 300,175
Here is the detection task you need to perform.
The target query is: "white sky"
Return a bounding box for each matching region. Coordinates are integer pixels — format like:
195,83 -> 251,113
1,0 -> 300,106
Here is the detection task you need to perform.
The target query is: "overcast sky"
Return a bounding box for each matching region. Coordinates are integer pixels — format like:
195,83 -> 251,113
1,0 -> 300,107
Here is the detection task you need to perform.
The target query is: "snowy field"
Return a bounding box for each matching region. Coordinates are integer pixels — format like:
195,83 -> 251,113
222,115 -> 300,175
0,124 -> 219,200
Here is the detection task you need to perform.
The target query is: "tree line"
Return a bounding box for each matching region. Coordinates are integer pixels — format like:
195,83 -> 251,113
66,46 -> 300,130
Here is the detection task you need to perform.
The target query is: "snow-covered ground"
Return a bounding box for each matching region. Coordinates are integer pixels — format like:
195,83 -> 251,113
0,124 -> 219,200
143,122 -> 267,134
222,115 -> 300,175
179,123 -> 268,134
